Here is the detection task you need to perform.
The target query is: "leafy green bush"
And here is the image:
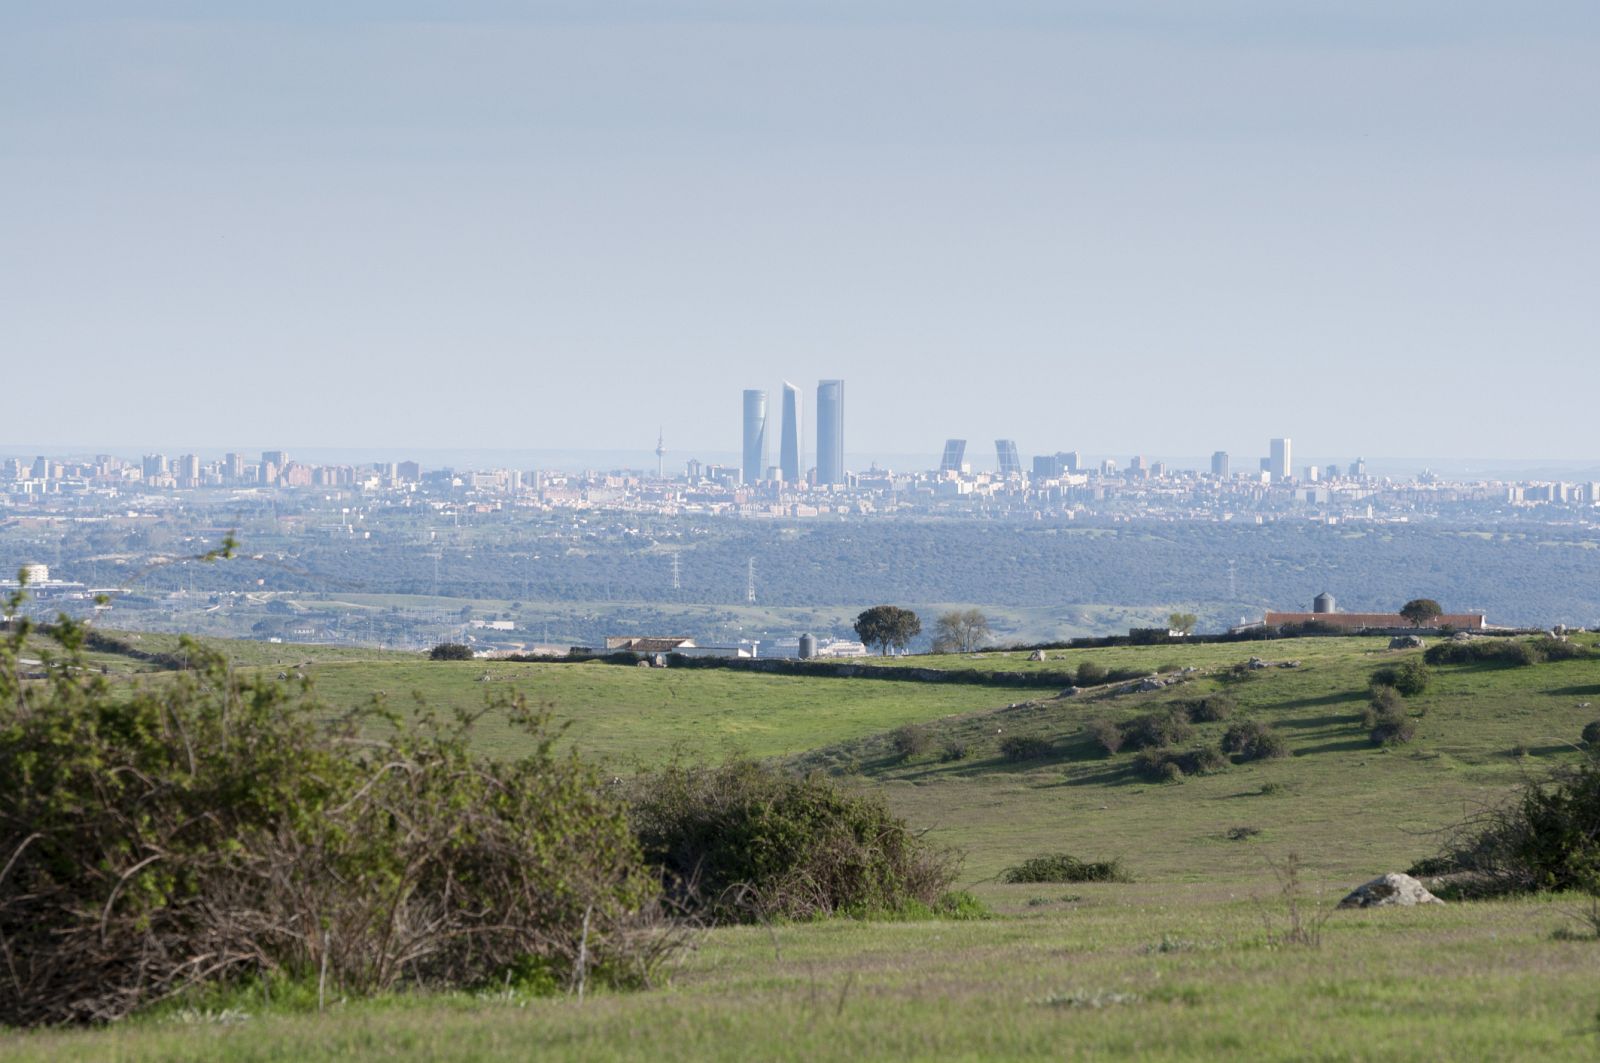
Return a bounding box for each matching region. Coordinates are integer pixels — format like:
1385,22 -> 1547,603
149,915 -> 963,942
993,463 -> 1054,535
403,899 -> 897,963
999,734 -> 1054,761
428,642 -> 474,660
1432,761 -> 1600,894
1582,720 -> 1600,748
630,760 -> 959,922
1222,720 -> 1291,761
1372,658 -> 1432,696
1002,854 -> 1130,884
0,619 -> 663,1028
1424,638 -> 1554,667
940,738 -> 969,762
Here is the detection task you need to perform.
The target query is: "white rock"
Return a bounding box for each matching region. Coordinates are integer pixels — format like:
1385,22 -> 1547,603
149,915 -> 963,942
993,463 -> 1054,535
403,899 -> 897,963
1337,872 -> 1444,909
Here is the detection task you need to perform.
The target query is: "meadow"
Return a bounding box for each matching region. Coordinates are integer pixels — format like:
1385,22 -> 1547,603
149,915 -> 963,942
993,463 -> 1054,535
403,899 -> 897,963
6,632 -> 1600,1059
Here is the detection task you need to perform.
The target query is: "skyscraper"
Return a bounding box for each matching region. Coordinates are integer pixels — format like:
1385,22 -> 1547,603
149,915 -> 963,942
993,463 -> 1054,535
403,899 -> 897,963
939,439 -> 967,473
995,439 -> 1022,478
816,380 -> 844,485
779,382 -> 802,484
741,389 -> 768,484
1210,450 -> 1230,478
1269,438 -> 1292,482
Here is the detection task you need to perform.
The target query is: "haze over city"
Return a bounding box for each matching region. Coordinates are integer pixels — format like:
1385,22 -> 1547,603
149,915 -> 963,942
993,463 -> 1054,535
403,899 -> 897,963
5,2 -> 1598,459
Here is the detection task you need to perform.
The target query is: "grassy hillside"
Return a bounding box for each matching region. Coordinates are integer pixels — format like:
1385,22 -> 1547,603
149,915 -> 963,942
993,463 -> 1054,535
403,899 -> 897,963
9,631 -> 1600,1059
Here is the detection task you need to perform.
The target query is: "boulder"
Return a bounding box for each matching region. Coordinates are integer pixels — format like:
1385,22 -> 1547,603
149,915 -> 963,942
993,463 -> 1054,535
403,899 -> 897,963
1247,657 -> 1267,670
1389,635 -> 1425,650
1337,872 -> 1444,909
1028,649 -> 1047,662
1136,677 -> 1165,692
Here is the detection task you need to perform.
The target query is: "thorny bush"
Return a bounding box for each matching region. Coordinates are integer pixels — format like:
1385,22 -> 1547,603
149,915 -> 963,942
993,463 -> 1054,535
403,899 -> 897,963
0,603 -> 674,1027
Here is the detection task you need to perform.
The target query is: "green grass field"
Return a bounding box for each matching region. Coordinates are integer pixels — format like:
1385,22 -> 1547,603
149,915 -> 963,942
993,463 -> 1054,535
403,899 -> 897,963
9,632 -> 1600,1059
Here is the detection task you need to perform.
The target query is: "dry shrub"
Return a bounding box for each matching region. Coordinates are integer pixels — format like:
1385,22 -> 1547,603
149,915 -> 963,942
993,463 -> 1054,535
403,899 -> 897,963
0,620 -> 672,1027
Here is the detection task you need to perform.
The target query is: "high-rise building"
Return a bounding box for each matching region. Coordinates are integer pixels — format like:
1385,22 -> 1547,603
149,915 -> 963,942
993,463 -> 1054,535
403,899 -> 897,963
141,454 -> 168,481
741,389 -> 768,484
1031,454 -> 1064,480
939,439 -> 967,473
1060,451 -> 1081,473
995,440 -> 1022,478
779,382 -> 802,484
223,452 -> 244,481
1269,438 -> 1292,482
1351,457 -> 1367,480
1210,450 -> 1230,478
261,450 -> 288,469
816,380 -> 844,485
177,454 -> 201,485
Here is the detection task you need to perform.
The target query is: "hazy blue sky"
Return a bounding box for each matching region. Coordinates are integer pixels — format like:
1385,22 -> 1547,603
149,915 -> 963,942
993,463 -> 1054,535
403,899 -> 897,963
4,2 -> 1597,464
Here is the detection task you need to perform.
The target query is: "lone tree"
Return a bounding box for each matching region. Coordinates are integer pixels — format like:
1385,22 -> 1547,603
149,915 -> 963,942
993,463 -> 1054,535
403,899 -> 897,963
1167,612 -> 1198,636
854,605 -> 922,656
931,608 -> 992,653
1399,599 -> 1443,627
429,642 -> 474,660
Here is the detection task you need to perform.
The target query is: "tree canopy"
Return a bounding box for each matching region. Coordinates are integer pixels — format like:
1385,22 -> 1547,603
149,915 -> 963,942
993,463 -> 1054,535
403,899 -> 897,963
853,605 -> 922,656
1167,612 -> 1198,636
1399,599 -> 1444,626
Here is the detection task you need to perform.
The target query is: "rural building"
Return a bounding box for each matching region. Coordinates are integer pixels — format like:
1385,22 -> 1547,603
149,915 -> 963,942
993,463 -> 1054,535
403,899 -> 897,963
1262,592 -> 1487,631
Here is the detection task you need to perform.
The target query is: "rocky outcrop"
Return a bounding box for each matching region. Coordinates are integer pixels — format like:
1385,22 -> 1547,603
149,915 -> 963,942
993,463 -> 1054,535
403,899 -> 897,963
1337,873 -> 1444,909
1389,635 -> 1425,649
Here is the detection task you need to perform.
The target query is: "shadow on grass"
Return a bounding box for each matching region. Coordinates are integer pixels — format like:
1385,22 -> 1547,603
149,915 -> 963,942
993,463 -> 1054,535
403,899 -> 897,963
1272,713 -> 1363,731
1294,737 -> 1373,756
1542,685 -> 1600,698
1270,690 -> 1367,710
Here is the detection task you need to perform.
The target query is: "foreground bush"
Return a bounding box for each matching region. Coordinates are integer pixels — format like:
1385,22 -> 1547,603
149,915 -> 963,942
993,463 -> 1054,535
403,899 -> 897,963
1002,854 -> 1129,884
428,641 -> 474,660
630,761 -> 959,922
0,620 -> 666,1027
1430,760 -> 1600,895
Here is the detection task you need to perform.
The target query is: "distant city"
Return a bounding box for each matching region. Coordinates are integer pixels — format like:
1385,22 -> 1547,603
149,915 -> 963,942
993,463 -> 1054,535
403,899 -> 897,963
6,378 -> 1600,519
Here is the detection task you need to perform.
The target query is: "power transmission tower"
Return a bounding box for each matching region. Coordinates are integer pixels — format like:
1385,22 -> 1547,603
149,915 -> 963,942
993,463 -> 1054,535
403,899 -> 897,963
746,557 -> 756,604
1227,559 -> 1237,600
670,552 -> 681,591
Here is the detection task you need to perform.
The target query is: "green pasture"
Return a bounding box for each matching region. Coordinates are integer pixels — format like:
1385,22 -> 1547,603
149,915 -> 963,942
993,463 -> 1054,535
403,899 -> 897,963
298,658 -> 1061,768
7,893 -> 1598,1061
10,631 -> 1600,1059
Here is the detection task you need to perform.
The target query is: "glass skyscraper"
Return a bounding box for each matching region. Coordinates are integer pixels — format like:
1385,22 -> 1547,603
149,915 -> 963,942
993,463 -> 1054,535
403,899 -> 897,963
779,382 -> 802,484
816,380 -> 844,485
742,389 -> 768,484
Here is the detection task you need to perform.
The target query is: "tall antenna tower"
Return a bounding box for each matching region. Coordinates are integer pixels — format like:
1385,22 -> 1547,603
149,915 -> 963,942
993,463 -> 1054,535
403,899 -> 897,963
655,427 -> 665,480
746,557 -> 756,604
670,552 -> 681,591
1227,559 -> 1237,600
